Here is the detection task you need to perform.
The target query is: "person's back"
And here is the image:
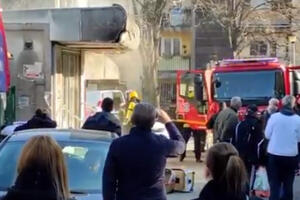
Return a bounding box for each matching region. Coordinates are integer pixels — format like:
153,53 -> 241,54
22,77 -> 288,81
4,167 -> 59,200
266,110 -> 300,156
103,104 -> 185,200
82,98 -> 121,136
107,128 -> 176,199
82,111 -> 121,136
3,135 -> 69,200
265,96 -> 300,200
233,105 -> 264,175
198,143 -> 248,200
14,109 -> 57,132
215,107 -> 238,142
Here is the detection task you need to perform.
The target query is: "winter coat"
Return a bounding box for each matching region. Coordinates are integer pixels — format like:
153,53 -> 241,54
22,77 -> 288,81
214,107 -> 239,142
232,115 -> 264,168
262,109 -> 278,129
14,116 -> 57,132
82,111 -> 121,136
102,122 -> 185,200
3,167 -> 62,200
197,180 -> 247,200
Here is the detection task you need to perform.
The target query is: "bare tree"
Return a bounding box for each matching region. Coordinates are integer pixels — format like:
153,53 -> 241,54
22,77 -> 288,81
194,0 -> 300,58
132,0 -> 169,106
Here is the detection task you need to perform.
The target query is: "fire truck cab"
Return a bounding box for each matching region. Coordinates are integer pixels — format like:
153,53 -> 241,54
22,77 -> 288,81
176,58 -> 300,131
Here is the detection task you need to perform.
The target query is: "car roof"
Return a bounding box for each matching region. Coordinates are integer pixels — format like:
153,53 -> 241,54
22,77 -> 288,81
7,129 -> 117,143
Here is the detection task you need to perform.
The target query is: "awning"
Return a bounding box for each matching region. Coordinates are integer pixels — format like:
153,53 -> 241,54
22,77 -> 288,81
3,5 -> 140,50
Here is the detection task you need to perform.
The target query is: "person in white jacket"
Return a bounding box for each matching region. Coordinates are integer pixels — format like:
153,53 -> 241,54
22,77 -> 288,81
265,95 -> 300,200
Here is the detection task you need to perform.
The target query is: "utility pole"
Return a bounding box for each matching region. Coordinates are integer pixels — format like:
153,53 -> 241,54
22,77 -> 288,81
191,6 -> 196,70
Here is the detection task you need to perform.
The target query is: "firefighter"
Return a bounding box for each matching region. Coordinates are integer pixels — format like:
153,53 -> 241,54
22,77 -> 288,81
123,91 -> 140,132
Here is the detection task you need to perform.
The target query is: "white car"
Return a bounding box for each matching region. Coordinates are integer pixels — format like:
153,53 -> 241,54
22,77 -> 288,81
0,121 -> 26,137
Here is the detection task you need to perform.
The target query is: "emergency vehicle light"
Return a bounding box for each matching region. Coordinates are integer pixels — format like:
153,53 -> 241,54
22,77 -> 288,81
221,58 -> 279,66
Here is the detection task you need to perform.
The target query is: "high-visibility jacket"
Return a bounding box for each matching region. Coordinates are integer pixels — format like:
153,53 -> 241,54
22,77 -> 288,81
126,101 -> 137,122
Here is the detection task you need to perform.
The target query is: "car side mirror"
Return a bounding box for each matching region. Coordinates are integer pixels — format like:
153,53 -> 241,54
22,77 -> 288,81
194,74 -> 203,101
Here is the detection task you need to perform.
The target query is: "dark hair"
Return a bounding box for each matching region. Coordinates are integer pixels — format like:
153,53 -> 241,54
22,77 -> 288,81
35,109 -> 47,118
247,104 -> 258,116
101,98 -> 114,112
206,143 -> 248,197
131,103 -> 156,130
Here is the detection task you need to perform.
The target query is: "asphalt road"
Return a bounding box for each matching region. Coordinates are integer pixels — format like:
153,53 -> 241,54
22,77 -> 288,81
167,151 -> 300,200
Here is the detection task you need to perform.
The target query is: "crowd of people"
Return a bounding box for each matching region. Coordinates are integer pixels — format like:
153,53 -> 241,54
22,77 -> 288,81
205,95 -> 300,200
1,93 -> 300,200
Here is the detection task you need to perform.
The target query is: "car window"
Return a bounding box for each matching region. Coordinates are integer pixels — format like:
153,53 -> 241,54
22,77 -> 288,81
0,140 -> 109,193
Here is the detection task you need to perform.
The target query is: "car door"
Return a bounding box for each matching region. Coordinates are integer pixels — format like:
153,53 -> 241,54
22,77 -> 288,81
176,70 -> 208,129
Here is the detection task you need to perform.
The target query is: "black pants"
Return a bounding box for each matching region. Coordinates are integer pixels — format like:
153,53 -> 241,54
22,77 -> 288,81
181,128 -> 206,161
268,154 -> 298,200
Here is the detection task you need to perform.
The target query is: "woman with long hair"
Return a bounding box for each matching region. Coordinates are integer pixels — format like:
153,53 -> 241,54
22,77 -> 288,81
3,135 -> 69,200
198,143 -> 248,200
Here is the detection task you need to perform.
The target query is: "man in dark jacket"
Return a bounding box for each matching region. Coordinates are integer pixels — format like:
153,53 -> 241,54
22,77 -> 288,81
232,104 -> 264,175
102,103 -> 185,200
82,98 -> 121,136
14,109 -> 57,132
214,97 -> 242,142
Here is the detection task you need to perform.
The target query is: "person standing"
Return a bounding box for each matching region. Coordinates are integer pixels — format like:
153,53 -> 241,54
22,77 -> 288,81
214,97 -> 242,143
206,102 -> 226,144
102,103 -> 185,200
124,91 -> 140,124
82,97 -> 122,136
232,105 -> 264,176
265,95 -> 300,200
179,125 -> 206,163
263,98 -> 279,129
3,135 -> 69,200
123,90 -> 140,133
197,143 -> 248,200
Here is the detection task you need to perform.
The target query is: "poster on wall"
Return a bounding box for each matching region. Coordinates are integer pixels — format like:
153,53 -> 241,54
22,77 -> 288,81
23,62 -> 43,79
18,96 -> 30,109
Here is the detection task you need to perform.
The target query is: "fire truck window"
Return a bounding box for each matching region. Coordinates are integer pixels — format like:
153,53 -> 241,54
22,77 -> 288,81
180,73 -> 194,98
180,83 -> 187,96
275,71 -> 285,98
214,70 -> 283,102
292,70 -> 300,95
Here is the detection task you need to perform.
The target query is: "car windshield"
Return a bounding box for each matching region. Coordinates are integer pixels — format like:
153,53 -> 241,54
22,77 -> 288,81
0,140 -> 109,193
213,70 -> 285,103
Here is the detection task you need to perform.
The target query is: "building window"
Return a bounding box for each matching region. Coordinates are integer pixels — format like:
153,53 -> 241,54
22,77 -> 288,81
173,38 -> 181,56
271,0 -> 292,10
160,38 -> 182,57
164,38 -> 172,57
270,42 -> 277,57
250,41 -> 268,56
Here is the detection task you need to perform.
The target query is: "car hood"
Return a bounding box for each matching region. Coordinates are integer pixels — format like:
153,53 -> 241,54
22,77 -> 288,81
0,191 -> 102,200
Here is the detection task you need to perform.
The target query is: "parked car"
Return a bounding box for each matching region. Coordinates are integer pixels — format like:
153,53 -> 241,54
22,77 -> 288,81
0,129 -> 118,200
0,121 -> 26,141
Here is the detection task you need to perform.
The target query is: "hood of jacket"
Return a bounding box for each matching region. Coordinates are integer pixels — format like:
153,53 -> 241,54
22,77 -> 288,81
280,106 -> 295,116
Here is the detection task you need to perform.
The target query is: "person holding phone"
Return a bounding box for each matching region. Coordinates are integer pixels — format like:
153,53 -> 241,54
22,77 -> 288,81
102,103 -> 185,200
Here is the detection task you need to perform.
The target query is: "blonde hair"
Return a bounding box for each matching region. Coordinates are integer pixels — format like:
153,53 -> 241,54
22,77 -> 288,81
18,135 -> 69,200
206,143 -> 248,197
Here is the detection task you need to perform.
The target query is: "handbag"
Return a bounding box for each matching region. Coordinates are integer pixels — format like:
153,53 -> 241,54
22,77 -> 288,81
252,166 -> 270,199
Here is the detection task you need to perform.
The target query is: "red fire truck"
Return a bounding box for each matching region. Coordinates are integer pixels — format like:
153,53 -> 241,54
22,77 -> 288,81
176,58 -> 300,131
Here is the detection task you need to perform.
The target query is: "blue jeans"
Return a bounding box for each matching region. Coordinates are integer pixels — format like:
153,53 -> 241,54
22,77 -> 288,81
268,154 -> 298,200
